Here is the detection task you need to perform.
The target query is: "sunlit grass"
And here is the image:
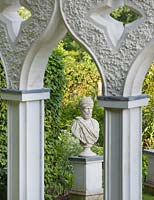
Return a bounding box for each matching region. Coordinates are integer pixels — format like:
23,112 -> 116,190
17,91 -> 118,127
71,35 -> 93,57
143,193 -> 154,200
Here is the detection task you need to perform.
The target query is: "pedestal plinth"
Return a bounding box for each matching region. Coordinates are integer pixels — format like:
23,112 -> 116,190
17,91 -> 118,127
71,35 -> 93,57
69,156 -> 103,200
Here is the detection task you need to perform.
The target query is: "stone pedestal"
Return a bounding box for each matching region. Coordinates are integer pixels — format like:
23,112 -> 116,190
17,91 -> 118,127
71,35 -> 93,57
144,149 -> 154,195
69,156 -> 103,200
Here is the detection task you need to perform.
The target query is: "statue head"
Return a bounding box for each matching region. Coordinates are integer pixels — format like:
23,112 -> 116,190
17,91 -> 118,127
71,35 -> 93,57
79,97 -> 94,120
71,96 -> 99,157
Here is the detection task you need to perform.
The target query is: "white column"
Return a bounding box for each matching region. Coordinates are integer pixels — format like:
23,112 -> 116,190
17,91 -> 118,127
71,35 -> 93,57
98,95 -> 149,200
1,88 -> 50,200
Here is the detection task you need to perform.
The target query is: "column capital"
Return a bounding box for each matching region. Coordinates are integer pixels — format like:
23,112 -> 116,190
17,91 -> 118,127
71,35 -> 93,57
98,94 -> 149,109
0,88 -> 50,101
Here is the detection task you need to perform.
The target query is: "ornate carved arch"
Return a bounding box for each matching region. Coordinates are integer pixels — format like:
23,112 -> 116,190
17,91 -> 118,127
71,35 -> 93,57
60,0 -> 154,97
124,41 -> 154,96
0,0 -> 154,94
0,0 -> 67,90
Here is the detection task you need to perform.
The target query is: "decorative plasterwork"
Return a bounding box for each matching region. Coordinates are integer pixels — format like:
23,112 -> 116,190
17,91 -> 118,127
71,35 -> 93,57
0,2 -> 24,41
88,4 -> 143,49
0,0 -> 55,89
60,0 -> 154,96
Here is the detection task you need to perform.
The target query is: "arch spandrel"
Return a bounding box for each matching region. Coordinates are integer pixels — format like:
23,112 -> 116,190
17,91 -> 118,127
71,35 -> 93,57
124,40 -> 154,96
0,0 -> 154,94
60,0 -> 154,96
0,0 -> 67,90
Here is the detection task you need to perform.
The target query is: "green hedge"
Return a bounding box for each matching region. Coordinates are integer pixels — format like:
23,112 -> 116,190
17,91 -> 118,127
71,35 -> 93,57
0,35 -> 153,199
142,64 -> 154,149
0,37 -> 103,199
0,61 -> 7,200
43,39 -> 104,199
44,48 -> 77,199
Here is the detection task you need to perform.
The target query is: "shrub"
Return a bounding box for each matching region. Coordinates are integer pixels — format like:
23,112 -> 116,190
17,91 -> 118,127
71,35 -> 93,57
142,155 -> 148,185
142,64 -> 154,149
0,61 -> 7,200
0,33 -> 153,199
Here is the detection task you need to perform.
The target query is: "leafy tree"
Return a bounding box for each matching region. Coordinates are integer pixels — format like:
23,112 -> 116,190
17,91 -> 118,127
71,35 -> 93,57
0,61 -> 7,200
18,6 -> 31,20
0,6 -> 153,200
142,64 -> 154,149
110,6 -> 141,25
58,35 -> 104,146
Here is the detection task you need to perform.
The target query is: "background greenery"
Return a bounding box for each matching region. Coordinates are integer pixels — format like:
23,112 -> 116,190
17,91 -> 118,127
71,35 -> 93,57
0,5 -> 153,200
143,193 -> 154,200
142,64 -> 154,149
43,35 -> 104,199
0,62 -> 7,200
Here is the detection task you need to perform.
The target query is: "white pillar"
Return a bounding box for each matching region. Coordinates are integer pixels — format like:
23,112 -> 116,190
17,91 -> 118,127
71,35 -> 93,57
98,95 -> 149,200
1,88 -> 50,200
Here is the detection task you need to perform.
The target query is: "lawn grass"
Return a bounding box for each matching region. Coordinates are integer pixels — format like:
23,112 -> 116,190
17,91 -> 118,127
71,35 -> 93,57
143,193 -> 154,200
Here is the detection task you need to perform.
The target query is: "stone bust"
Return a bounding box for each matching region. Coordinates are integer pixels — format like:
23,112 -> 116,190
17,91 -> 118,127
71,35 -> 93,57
71,97 -> 99,157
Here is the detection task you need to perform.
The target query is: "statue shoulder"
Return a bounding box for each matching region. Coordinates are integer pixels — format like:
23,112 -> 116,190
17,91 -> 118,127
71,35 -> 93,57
76,116 -> 82,120
71,116 -> 82,125
91,118 -> 99,124
71,116 -> 83,138
91,118 -> 99,127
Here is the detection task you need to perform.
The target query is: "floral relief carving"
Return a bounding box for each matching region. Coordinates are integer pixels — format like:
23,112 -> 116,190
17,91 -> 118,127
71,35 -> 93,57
61,0 -> 154,96
0,0 -> 55,89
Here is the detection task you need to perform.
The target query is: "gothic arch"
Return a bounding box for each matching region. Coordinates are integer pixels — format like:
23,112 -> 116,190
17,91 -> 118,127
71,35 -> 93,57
18,2 -> 107,95
0,1 -> 153,200
19,2 -> 67,90
123,40 -> 154,96
59,0 -> 108,95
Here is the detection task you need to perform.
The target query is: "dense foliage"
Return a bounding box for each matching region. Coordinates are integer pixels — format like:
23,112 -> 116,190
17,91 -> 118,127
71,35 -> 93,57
59,35 -> 104,146
17,6 -> 31,20
43,47 -> 83,199
111,5 -> 141,24
142,64 -> 154,149
0,6 -> 153,200
44,36 -> 103,199
0,34 -> 103,199
0,62 -> 7,200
